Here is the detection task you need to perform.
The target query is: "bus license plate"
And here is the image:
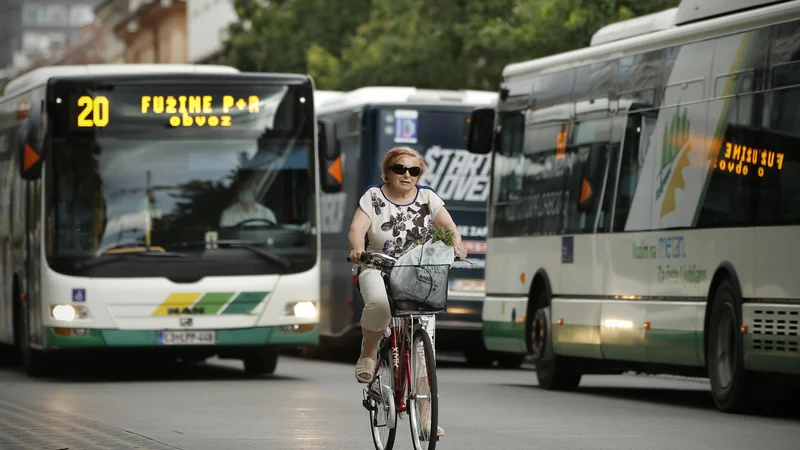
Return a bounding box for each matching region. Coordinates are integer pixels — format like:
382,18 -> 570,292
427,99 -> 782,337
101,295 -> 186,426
158,331 -> 216,345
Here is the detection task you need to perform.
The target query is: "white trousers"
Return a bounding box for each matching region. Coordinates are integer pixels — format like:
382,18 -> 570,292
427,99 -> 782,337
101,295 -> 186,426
358,267 -> 436,376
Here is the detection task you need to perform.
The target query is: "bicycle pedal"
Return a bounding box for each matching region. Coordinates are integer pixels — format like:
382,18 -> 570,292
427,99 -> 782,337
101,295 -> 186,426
362,399 -> 376,412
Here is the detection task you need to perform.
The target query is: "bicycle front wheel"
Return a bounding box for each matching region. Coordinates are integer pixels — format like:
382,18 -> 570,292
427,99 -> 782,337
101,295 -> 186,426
369,345 -> 397,450
408,326 -> 438,450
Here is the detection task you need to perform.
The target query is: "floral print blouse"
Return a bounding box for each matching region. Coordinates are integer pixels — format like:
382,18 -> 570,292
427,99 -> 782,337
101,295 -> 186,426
358,184 -> 445,258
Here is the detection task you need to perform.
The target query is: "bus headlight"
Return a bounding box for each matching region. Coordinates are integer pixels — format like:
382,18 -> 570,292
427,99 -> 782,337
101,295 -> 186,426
51,304 -> 89,321
285,301 -> 317,318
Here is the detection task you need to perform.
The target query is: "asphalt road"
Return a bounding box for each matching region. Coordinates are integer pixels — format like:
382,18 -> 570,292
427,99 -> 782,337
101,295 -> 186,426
0,353 -> 798,450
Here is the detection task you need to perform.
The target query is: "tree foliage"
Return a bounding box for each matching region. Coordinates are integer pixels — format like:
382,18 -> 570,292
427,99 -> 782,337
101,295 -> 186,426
223,0 -> 680,91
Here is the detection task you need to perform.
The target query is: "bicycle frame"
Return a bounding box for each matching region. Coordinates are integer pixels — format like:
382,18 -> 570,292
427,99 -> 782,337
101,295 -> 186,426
369,315 -> 420,415
391,316 -> 413,414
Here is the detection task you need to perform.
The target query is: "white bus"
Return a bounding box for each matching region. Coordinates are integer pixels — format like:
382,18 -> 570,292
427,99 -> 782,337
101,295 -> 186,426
314,87 -> 525,366
467,0 -> 800,412
0,64 -> 342,376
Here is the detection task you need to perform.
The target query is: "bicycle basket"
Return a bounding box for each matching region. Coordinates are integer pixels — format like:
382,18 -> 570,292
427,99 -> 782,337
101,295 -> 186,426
387,262 -> 451,316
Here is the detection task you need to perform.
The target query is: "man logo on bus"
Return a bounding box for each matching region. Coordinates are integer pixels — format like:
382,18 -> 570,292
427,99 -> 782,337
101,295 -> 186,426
168,306 -> 206,315
656,107 -> 691,218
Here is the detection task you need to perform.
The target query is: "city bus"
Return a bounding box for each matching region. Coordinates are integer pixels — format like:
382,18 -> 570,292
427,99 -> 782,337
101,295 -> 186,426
0,64 -> 341,376
467,0 -> 800,412
316,87 -> 525,367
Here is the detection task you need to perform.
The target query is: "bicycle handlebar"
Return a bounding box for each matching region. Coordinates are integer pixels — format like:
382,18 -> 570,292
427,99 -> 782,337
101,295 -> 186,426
346,250 -> 471,264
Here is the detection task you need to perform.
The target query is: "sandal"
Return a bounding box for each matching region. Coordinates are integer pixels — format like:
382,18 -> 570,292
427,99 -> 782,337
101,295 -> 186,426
421,421 -> 444,439
355,356 -> 376,383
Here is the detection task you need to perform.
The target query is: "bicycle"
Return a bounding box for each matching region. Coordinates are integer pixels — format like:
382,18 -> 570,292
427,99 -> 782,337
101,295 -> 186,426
347,248 -> 470,450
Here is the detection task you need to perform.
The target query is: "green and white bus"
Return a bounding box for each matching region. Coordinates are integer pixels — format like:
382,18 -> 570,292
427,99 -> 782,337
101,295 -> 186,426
0,64 -> 341,376
467,0 -> 800,412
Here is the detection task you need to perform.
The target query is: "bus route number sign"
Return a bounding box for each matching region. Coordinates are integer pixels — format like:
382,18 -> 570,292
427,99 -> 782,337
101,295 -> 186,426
75,94 -> 263,129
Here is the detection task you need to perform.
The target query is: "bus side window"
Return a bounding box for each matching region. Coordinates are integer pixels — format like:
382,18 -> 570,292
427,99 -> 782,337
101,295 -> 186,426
487,111 -> 525,238
760,19 -> 800,225
597,116 -> 626,232
569,119 -> 612,234
612,114 -> 648,232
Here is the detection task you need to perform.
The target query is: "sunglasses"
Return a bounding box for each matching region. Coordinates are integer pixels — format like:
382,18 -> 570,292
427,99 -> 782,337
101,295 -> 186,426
390,164 -> 421,177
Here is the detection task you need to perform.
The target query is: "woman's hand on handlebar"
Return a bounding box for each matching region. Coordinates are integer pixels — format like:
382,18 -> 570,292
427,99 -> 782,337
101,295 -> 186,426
348,248 -> 364,264
454,244 -> 468,260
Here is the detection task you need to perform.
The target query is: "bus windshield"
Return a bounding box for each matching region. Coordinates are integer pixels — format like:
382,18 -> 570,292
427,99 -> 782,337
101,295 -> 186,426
44,80 -> 316,278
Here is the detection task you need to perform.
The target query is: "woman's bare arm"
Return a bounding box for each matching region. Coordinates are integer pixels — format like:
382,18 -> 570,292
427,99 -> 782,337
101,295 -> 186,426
433,207 -> 467,258
348,207 -> 371,261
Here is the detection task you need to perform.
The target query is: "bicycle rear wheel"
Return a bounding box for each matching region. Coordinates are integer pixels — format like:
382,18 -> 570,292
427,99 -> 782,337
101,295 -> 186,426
368,345 -> 397,449
408,326 -> 438,450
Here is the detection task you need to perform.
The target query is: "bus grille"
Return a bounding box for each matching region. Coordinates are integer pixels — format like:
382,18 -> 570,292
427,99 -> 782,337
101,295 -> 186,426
750,307 -> 799,353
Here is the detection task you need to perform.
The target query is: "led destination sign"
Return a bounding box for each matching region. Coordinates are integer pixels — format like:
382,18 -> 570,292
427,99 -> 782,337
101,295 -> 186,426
75,94 -> 262,129
714,124 -> 794,178
58,83 -> 295,133
716,141 -> 785,177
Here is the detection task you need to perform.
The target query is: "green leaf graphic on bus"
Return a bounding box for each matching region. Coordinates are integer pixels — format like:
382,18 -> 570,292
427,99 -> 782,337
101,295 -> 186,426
655,107 -> 691,218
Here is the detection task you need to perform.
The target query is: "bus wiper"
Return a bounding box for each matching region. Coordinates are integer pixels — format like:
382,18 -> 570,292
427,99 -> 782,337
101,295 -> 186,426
216,240 -> 292,269
173,239 -> 292,269
75,250 -> 191,270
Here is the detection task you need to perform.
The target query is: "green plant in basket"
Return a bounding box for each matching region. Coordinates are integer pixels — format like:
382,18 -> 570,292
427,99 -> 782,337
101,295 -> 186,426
417,227 -> 455,247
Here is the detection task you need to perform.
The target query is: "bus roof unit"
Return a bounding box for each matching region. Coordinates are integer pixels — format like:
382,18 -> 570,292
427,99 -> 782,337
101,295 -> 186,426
503,0 -> 800,79
590,8 -> 678,46
673,0 -> 792,25
316,86 -> 497,115
3,64 -> 239,98
314,90 -> 346,108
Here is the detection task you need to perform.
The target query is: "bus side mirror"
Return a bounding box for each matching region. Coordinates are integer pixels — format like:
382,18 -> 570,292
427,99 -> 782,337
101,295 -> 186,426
17,100 -> 46,181
467,108 -> 495,155
318,118 -> 342,193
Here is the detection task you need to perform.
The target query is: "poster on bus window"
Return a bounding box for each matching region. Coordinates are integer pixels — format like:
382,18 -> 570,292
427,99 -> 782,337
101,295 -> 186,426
393,109 -> 418,144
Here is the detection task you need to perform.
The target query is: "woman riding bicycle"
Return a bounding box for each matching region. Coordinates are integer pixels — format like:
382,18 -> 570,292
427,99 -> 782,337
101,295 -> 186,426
348,146 -> 467,439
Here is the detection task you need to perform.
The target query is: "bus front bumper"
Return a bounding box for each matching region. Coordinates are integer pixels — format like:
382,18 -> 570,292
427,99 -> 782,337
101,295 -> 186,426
43,324 -> 319,350
434,295 -> 484,351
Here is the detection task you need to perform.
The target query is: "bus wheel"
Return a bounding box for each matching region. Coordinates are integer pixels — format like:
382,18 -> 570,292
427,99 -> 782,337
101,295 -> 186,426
244,348 -> 279,376
22,346 -> 52,377
707,278 -> 750,413
530,294 -> 581,391
19,324 -> 51,377
15,288 -> 50,377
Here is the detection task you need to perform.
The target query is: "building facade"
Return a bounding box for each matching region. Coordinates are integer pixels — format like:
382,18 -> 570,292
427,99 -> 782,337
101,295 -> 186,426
0,0 -> 24,73
93,0 -> 128,63
2,0 -> 228,88
188,0 -> 238,64
117,0 -> 187,64
0,0 -> 100,86
18,0 -> 99,67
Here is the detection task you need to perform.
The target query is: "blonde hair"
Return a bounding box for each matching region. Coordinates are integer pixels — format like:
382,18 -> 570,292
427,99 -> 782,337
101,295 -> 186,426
381,146 -> 425,182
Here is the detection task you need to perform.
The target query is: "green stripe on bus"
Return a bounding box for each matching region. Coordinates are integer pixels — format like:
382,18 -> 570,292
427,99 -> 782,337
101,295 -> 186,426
744,334 -> 800,375
220,291 -> 270,315
193,292 -> 235,315
645,330 -> 702,366
483,320 -> 527,354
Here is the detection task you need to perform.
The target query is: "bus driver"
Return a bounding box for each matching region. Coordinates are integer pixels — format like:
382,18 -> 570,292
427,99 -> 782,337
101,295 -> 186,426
219,184 -> 278,227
